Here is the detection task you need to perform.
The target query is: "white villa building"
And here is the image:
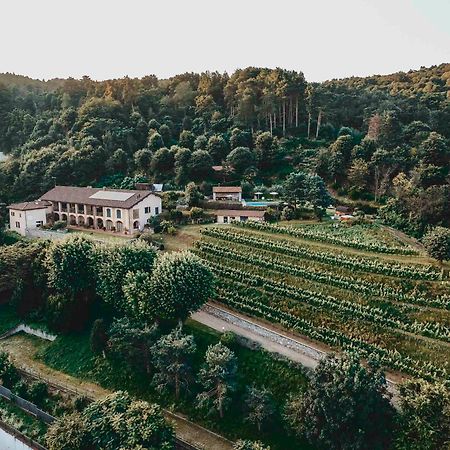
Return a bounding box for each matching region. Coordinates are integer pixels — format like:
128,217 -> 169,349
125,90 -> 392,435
212,186 -> 242,202
8,186 -> 162,236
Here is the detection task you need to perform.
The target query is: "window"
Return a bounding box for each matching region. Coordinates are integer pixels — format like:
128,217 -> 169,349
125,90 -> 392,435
15,221 -> 20,228
116,209 -> 122,219
155,207 -> 159,215
106,208 -> 111,218
133,209 -> 139,219
10,211 -> 15,216
223,216 -> 228,223
36,221 -> 43,227
144,207 -> 151,214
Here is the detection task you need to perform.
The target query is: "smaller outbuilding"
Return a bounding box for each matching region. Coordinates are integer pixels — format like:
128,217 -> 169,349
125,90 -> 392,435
212,186 -> 242,202
215,209 -> 265,224
7,200 -> 53,236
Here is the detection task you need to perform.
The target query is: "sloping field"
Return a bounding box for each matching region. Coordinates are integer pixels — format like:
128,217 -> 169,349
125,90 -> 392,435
193,223 -> 450,384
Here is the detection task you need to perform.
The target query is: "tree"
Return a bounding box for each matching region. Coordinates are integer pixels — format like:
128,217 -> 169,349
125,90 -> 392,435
396,379 -> 449,450
148,131 -> 164,151
234,440 -> 271,450
107,317 -> 159,374
151,147 -> 174,177
174,146 -> 192,186
179,130 -> 195,149
46,412 -> 91,450
244,385 -> 275,431
197,343 -> 237,418
159,123 -> 172,146
230,128 -> 252,149
122,270 -> 162,322
329,135 -> 354,169
45,235 -> 96,299
0,351 -> 19,387
305,174 -> 333,219
422,226 -> 450,262
189,207 -> 204,222
254,132 -> 275,170
283,171 -> 331,217
152,325 -> 196,399
379,110 -> 402,149
348,158 -> 370,190
418,132 -> 450,167
207,135 -> 228,163
184,182 -> 203,207
150,251 -> 214,322
46,391 -> 174,450
189,149 -> 213,180
95,241 -> 156,314
90,319 -> 108,357
106,148 -> 128,174
226,146 -> 256,176
194,135 -> 208,150
284,354 -> 394,450
45,236 -> 96,330
134,148 -> 153,173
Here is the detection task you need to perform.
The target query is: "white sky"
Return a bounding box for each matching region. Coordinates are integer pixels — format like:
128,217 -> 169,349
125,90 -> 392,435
1,0 -> 449,82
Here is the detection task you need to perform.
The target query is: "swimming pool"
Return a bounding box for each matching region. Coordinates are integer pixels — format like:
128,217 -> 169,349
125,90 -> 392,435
243,201 -> 279,207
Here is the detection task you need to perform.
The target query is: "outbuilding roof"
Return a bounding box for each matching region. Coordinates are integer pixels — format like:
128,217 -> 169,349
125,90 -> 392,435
7,200 -> 52,211
215,209 -> 265,218
40,186 -> 159,209
213,186 -> 242,193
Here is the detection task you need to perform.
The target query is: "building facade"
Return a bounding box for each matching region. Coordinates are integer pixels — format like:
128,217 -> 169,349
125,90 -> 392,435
215,209 -> 265,224
7,186 -> 163,236
39,186 -> 162,234
7,201 -> 52,236
212,186 -> 242,202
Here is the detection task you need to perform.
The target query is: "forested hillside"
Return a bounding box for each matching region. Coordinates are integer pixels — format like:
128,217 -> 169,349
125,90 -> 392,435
0,64 -> 449,236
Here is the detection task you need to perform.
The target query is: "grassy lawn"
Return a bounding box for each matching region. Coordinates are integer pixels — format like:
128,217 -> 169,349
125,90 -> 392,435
35,318 -> 310,449
161,223 -> 218,252
67,228 -> 134,244
0,304 -> 21,334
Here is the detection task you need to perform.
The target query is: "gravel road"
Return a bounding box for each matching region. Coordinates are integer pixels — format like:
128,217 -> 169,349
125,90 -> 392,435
192,303 -> 400,404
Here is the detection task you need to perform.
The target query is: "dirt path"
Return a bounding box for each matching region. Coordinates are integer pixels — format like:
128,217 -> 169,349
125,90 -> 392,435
192,303 -> 403,404
0,335 -> 233,450
380,225 -> 425,253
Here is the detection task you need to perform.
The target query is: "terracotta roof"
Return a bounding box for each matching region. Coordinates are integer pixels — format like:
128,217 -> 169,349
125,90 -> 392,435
7,200 -> 52,211
215,209 -> 265,218
40,186 -> 159,209
336,206 -> 352,213
213,186 -> 242,193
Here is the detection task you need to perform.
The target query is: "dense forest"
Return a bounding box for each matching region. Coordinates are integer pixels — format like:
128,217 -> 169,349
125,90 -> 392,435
0,63 -> 449,236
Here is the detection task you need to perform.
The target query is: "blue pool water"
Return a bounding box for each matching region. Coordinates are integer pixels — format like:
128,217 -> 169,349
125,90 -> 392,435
244,201 -> 279,207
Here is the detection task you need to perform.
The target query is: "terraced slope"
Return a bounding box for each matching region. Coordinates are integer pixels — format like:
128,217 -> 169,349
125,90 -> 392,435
194,224 -> 450,384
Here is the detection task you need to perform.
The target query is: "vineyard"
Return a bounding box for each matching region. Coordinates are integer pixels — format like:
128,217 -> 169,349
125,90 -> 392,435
193,224 -> 450,384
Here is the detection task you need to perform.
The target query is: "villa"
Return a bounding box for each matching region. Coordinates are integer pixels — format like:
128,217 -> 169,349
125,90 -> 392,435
8,185 -> 162,236
212,186 -> 242,202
